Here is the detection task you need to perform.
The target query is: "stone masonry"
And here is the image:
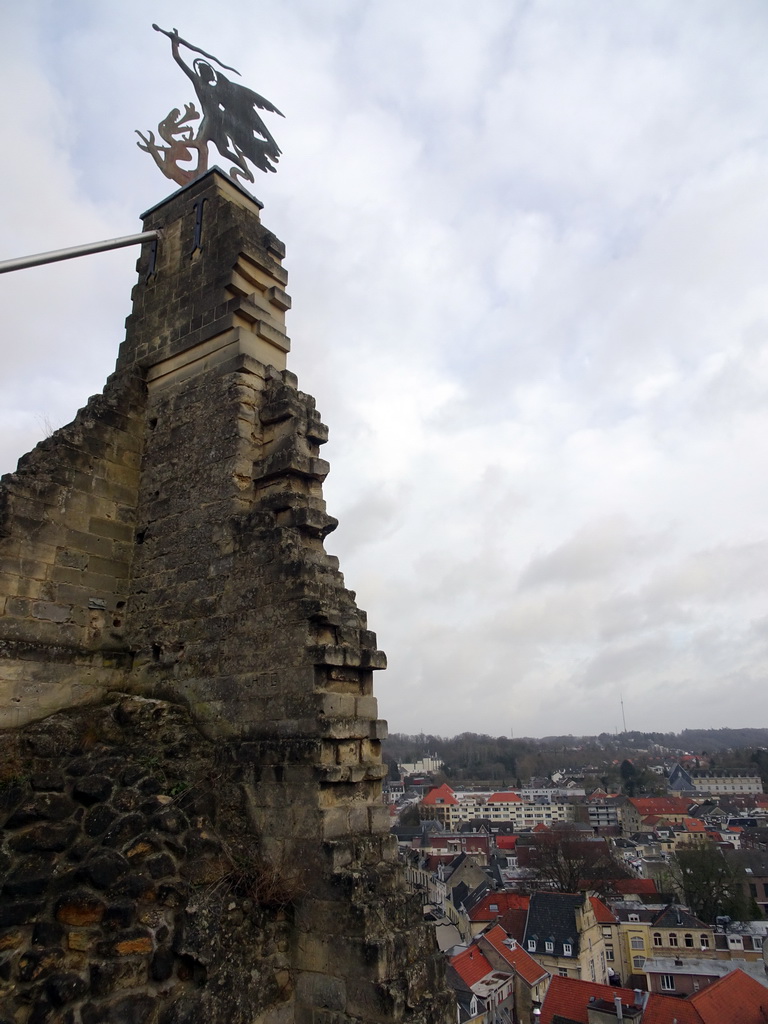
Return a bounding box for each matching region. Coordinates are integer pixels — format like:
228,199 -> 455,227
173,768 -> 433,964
0,169 -> 452,1024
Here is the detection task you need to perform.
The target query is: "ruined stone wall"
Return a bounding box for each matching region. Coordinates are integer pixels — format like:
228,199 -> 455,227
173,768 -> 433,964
0,170 -> 452,1024
0,376 -> 145,729
0,695 -> 293,1024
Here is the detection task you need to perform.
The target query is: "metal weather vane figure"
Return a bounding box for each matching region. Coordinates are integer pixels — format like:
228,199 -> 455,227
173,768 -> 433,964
137,26 -> 284,187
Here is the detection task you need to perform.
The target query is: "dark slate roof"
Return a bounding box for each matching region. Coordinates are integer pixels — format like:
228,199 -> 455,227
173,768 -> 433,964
451,882 -> 471,909
723,848 -> 768,875
523,892 -> 583,958
651,904 -> 707,929
461,880 -> 494,913
390,826 -> 422,840
457,819 -> 492,834
487,859 -> 504,888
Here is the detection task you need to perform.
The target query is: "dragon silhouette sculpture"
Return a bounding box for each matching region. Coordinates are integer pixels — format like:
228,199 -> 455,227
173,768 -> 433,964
137,26 -> 284,187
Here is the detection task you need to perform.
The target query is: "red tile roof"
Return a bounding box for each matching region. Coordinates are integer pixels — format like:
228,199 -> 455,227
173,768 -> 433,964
547,968 -> 768,1024
681,816 -> 706,832
421,783 -> 458,806
589,896 -> 617,925
541,977 -> 745,1024
688,968 -> 768,1023
641,996 -> 702,1024
613,878 -> 658,895
629,797 -> 692,816
480,924 -> 548,987
487,791 -> 523,803
468,892 -> 529,921
498,908 -> 528,943
540,977 -> 638,1024
495,835 -> 518,850
450,946 -> 494,988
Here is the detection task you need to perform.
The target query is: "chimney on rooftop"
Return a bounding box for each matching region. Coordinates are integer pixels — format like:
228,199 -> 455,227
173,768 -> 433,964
614,995 -> 623,1020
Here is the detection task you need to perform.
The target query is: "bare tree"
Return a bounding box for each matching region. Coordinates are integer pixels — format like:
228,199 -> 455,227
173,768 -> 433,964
522,826 -> 627,893
669,846 -> 753,923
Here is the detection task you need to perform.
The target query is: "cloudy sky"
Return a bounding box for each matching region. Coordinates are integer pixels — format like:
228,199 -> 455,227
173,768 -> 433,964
3,2 -> 768,740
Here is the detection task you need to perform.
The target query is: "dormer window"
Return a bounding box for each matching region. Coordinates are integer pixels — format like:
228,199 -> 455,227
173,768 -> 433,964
489,904 -> 498,912
527,940 -> 536,952
628,913 -> 640,922
545,941 -> 554,952
563,943 -> 572,956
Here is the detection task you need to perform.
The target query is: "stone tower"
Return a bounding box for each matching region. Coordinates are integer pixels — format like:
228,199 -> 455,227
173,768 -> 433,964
0,170 -> 451,1024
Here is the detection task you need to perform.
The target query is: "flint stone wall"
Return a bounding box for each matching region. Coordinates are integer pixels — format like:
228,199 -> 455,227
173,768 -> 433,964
0,695 -> 292,1024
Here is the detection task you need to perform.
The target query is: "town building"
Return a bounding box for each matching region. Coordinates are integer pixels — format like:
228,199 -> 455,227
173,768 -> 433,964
621,797 -> 693,834
667,763 -> 763,798
523,892 -> 608,983
539,969 -> 768,1023
642,955 -> 768,996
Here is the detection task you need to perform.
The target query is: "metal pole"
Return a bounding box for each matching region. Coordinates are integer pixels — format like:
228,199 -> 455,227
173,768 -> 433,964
0,230 -> 160,275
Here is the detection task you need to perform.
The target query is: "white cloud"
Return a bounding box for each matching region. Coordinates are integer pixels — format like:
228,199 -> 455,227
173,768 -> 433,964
3,1 -> 768,737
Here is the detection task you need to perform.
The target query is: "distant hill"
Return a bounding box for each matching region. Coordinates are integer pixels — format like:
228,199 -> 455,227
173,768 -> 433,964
384,727 -> 768,786
534,728 -> 768,751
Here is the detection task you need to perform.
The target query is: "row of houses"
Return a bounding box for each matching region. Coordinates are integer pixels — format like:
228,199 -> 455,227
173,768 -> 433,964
441,887 -> 768,1023
402,827 -> 768,981
410,783 -> 768,840
419,784 -> 576,831
397,812 -> 768,1023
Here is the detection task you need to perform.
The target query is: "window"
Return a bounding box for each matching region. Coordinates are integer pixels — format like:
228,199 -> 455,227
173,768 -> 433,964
605,947 -> 614,962
653,932 -> 662,947
563,944 -> 572,956
684,934 -> 693,948
660,975 -> 675,992
558,969 -> 569,977
630,937 -> 644,950
632,956 -> 645,970
545,941 -> 554,953
628,913 -> 640,922
700,935 -> 709,949
668,933 -> 678,947
489,904 -> 498,912
527,940 -> 536,952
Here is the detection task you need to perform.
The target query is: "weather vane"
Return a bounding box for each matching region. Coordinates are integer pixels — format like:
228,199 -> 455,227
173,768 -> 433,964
137,25 -> 284,188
